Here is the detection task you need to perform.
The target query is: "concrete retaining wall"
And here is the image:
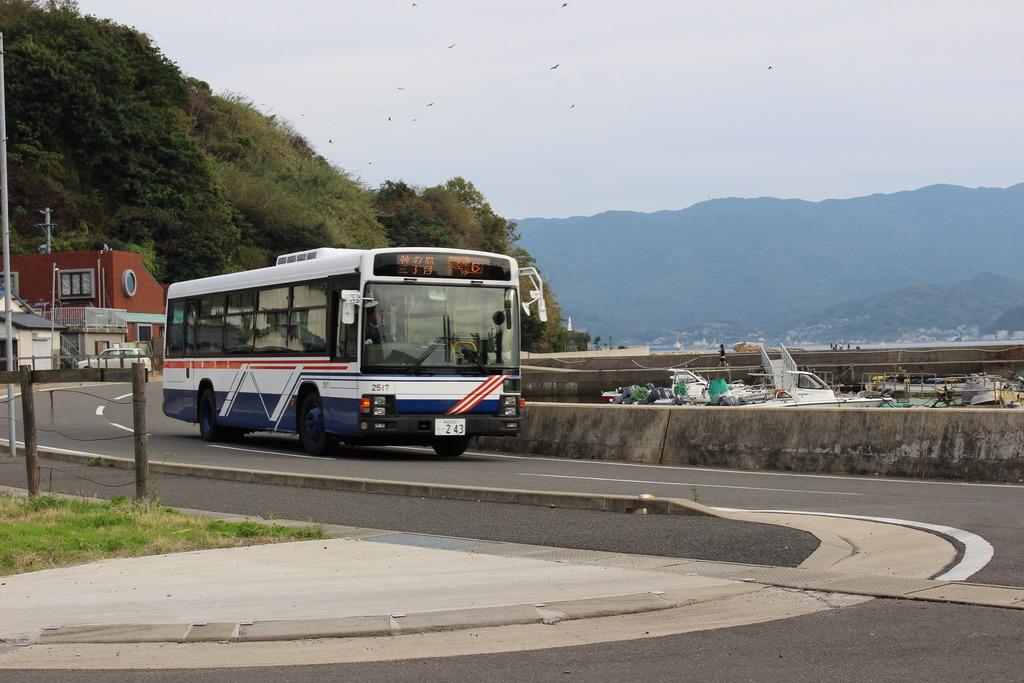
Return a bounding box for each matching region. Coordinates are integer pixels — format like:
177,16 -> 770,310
478,404 -> 1024,482
522,344 -> 1024,402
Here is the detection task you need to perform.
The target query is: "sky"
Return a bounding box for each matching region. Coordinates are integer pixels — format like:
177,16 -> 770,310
77,1 -> 1024,219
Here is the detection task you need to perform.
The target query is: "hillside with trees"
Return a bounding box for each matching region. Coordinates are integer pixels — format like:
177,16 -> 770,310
0,0 -> 567,351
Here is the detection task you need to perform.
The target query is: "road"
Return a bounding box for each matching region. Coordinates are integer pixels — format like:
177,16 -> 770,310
2,380 -> 1023,680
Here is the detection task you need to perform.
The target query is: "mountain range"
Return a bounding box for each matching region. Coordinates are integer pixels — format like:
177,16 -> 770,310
516,184 -> 1024,343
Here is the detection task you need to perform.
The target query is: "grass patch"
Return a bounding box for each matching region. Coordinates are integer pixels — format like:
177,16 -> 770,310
0,493 -> 324,576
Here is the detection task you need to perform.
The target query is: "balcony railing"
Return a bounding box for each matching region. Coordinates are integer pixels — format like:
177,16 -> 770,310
44,307 -> 128,330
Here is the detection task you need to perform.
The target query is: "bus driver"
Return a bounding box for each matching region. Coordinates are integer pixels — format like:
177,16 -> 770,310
365,304 -> 384,345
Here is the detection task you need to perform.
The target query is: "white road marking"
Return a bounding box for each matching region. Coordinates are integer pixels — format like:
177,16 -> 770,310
713,507 -> 993,581
113,392 -> 133,401
108,422 -> 134,433
208,443 -> 335,460
475,452 -> 1024,490
516,473 -> 863,497
95,405 -> 105,416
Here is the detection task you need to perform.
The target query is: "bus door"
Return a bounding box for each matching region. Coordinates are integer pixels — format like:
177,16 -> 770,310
327,281 -> 360,435
162,300 -> 197,421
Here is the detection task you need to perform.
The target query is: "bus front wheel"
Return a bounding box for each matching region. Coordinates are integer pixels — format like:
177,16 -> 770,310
299,392 -> 336,457
432,437 -> 470,458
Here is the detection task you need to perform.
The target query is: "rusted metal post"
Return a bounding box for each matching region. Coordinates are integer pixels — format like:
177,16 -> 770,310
131,362 -> 149,501
19,365 -> 39,496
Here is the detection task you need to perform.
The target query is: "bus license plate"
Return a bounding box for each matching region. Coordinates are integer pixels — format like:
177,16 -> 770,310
434,419 -> 466,436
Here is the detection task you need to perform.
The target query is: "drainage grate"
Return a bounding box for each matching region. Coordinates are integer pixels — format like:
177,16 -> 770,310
362,533 -> 488,552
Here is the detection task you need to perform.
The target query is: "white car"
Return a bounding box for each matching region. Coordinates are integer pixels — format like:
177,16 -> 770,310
77,348 -> 152,372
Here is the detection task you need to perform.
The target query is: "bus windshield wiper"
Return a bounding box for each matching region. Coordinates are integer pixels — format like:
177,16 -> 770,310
412,335 -> 447,371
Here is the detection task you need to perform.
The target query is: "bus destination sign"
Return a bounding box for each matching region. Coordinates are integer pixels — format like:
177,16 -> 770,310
374,252 -> 512,281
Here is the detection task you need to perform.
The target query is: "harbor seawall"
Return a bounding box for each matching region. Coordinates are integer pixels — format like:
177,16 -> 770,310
522,344 -> 1024,402
478,404 -> 1024,482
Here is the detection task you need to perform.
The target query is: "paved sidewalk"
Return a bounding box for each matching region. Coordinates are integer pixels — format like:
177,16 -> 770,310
3,507 -> 1021,650
5,489 -> 1024,671
1,533 -> 756,644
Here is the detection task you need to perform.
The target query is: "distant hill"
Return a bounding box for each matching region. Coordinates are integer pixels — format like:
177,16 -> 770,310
986,304 -> 1024,335
516,183 -> 1024,342
776,274 -> 1024,342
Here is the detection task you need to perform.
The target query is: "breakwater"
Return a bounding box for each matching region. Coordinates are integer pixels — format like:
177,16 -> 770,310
522,344 -> 1024,402
478,403 -> 1024,482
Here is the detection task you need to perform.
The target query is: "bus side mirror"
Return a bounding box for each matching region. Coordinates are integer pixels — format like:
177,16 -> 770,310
340,290 -> 360,325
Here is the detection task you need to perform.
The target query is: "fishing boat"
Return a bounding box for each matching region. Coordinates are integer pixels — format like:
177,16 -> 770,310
600,368 -> 710,403
960,375 -> 1024,407
749,345 -> 888,408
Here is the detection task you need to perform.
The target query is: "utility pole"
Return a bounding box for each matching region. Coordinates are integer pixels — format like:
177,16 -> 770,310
37,207 -> 54,253
0,34 -> 16,457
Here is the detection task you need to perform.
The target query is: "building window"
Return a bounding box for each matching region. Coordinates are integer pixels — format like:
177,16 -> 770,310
60,269 -> 95,299
137,324 -> 152,343
0,272 -> 19,297
122,269 -> 138,297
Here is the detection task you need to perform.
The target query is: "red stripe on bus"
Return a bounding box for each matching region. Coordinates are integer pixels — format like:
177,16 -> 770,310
456,376 -> 505,414
447,375 -> 504,415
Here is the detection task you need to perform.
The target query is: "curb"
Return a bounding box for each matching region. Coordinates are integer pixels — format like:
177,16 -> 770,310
22,445 -> 716,517
32,591 -> 692,645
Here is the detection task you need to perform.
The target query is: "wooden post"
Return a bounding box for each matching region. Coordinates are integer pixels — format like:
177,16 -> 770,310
19,365 -> 39,496
131,362 -> 149,501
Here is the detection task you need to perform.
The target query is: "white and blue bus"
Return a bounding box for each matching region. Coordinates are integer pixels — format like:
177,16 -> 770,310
163,247 -> 546,457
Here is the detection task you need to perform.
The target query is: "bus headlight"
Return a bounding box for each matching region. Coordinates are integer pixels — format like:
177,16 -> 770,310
500,395 -> 519,417
361,395 -> 395,416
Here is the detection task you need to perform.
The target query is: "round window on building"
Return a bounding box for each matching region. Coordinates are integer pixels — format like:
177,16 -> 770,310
122,269 -> 137,297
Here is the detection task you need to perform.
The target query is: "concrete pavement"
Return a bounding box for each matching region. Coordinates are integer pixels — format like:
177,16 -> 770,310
5,480 -> 1024,671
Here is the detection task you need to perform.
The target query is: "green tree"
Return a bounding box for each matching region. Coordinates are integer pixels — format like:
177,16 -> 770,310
2,3 -> 240,280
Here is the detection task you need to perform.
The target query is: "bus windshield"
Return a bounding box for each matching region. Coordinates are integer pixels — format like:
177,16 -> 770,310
362,283 -> 520,372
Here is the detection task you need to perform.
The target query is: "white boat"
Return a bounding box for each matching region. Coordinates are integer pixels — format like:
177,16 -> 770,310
748,345 -> 888,408
961,375 -> 1024,407
601,368 -> 710,404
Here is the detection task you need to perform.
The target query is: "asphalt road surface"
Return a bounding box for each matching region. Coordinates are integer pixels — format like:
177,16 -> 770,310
2,380 -> 1023,680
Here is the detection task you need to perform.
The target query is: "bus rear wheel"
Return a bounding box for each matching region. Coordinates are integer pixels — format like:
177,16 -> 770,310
299,392 -> 336,457
432,437 -> 470,458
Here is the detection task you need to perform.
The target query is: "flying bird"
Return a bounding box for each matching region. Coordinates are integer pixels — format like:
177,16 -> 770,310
549,63 -> 559,70
562,2 -> 568,6
396,87 -> 405,90
426,102 -> 434,107
387,116 -> 392,121
446,43 -> 456,49
328,139 -> 333,143
569,104 -> 575,109
412,118 -> 418,122
768,66 -> 773,70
